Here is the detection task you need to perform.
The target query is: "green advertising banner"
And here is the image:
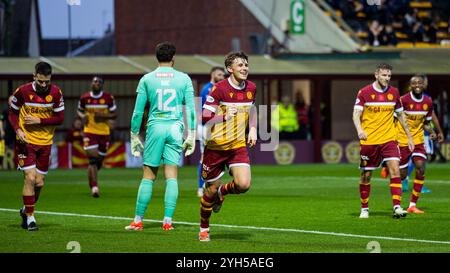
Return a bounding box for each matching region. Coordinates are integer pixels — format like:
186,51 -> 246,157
290,0 -> 305,34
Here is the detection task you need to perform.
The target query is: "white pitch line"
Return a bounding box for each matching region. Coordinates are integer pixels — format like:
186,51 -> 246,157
1,208 -> 450,246
270,176 -> 450,184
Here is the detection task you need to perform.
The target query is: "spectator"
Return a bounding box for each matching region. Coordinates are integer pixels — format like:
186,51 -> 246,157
368,20 -> 384,46
271,96 -> 299,140
65,117 -> 83,144
294,92 -> 311,139
1,96 -> 16,150
381,24 -> 398,46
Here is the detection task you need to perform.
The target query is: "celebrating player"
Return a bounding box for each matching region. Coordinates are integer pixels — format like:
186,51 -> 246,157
125,42 -> 196,231
197,66 -> 225,197
77,76 -> 117,198
199,51 -> 257,241
396,75 -> 440,213
352,63 -> 414,219
9,62 -> 65,231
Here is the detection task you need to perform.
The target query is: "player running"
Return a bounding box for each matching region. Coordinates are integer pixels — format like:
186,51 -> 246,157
77,76 -> 117,197
125,42 -> 196,231
353,63 -> 414,219
199,51 -> 257,241
9,62 -> 65,231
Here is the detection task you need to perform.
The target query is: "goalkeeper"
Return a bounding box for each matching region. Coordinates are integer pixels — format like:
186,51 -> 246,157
125,42 -> 196,231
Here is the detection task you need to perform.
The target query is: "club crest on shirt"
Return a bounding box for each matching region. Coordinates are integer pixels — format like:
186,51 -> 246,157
247,91 -> 253,99
387,94 -> 394,101
99,99 -> 105,104
45,95 -> 52,102
19,159 -> 24,166
423,104 -> 428,110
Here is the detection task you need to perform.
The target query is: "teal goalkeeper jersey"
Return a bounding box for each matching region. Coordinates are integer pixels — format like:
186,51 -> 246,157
131,66 -> 196,133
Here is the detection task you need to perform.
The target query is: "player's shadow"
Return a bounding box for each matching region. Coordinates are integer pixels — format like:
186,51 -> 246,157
7,223 -> 61,229
212,232 -> 252,241
349,211 -> 396,217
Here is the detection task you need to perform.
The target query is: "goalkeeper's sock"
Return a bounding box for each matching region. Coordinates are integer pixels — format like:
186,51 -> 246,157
135,178 -> 153,218
134,215 -> 143,223
164,178 -> 178,219
163,217 -> 172,225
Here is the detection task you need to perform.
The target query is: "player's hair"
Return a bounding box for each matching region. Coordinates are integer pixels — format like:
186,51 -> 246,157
156,42 -> 176,63
35,62 -> 52,76
411,73 -> 427,82
92,75 -> 104,83
375,63 -> 393,72
224,51 -> 248,68
210,66 -> 225,74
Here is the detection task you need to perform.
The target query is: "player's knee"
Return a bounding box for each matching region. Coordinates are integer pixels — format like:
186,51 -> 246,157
236,179 -> 251,193
361,172 -> 371,182
35,178 -> 45,188
416,167 -> 425,177
24,172 -> 36,185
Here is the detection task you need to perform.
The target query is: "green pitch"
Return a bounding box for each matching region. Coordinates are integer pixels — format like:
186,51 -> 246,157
1,164 -> 449,253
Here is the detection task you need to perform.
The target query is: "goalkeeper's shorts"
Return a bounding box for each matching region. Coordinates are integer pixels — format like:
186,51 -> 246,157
143,121 -> 183,167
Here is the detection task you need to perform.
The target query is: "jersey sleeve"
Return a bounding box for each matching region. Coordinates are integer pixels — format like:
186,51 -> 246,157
78,96 -> 86,112
10,88 -> 24,112
130,77 -> 148,134
426,101 -> 433,121
54,89 -> 65,113
184,74 -> 196,130
353,90 -> 365,111
108,94 -> 117,112
394,91 -> 403,113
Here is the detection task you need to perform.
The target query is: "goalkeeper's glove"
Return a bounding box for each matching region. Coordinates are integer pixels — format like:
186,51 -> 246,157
130,132 -> 144,157
182,130 -> 196,156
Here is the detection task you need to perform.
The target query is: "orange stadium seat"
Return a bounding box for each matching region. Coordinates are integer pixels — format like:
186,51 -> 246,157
410,1 -> 432,9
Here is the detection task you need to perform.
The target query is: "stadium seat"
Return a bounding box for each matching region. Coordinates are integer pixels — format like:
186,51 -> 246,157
396,42 -> 415,48
395,32 -> 409,39
410,1 -> 432,9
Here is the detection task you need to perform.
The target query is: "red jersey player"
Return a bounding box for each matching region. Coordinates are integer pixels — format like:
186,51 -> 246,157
199,51 -> 257,241
352,63 -> 414,219
77,76 -> 117,197
9,62 -> 65,231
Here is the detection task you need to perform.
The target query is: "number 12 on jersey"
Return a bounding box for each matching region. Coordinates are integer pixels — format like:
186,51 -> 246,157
156,88 -> 176,112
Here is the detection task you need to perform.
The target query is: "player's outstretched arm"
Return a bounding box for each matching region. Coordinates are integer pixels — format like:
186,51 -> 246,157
352,109 -> 367,140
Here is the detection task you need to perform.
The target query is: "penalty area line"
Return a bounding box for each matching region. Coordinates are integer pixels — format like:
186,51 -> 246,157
1,208 -> 450,246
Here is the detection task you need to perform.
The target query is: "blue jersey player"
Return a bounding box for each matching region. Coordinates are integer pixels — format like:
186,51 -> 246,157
197,66 -> 225,197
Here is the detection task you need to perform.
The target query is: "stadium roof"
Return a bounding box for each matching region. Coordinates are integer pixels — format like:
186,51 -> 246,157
1,48 -> 450,76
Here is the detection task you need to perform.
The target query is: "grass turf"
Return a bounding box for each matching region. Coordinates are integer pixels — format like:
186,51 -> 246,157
0,164 -> 449,253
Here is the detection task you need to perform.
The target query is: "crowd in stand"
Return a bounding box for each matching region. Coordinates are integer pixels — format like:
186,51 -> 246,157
325,0 -> 450,46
